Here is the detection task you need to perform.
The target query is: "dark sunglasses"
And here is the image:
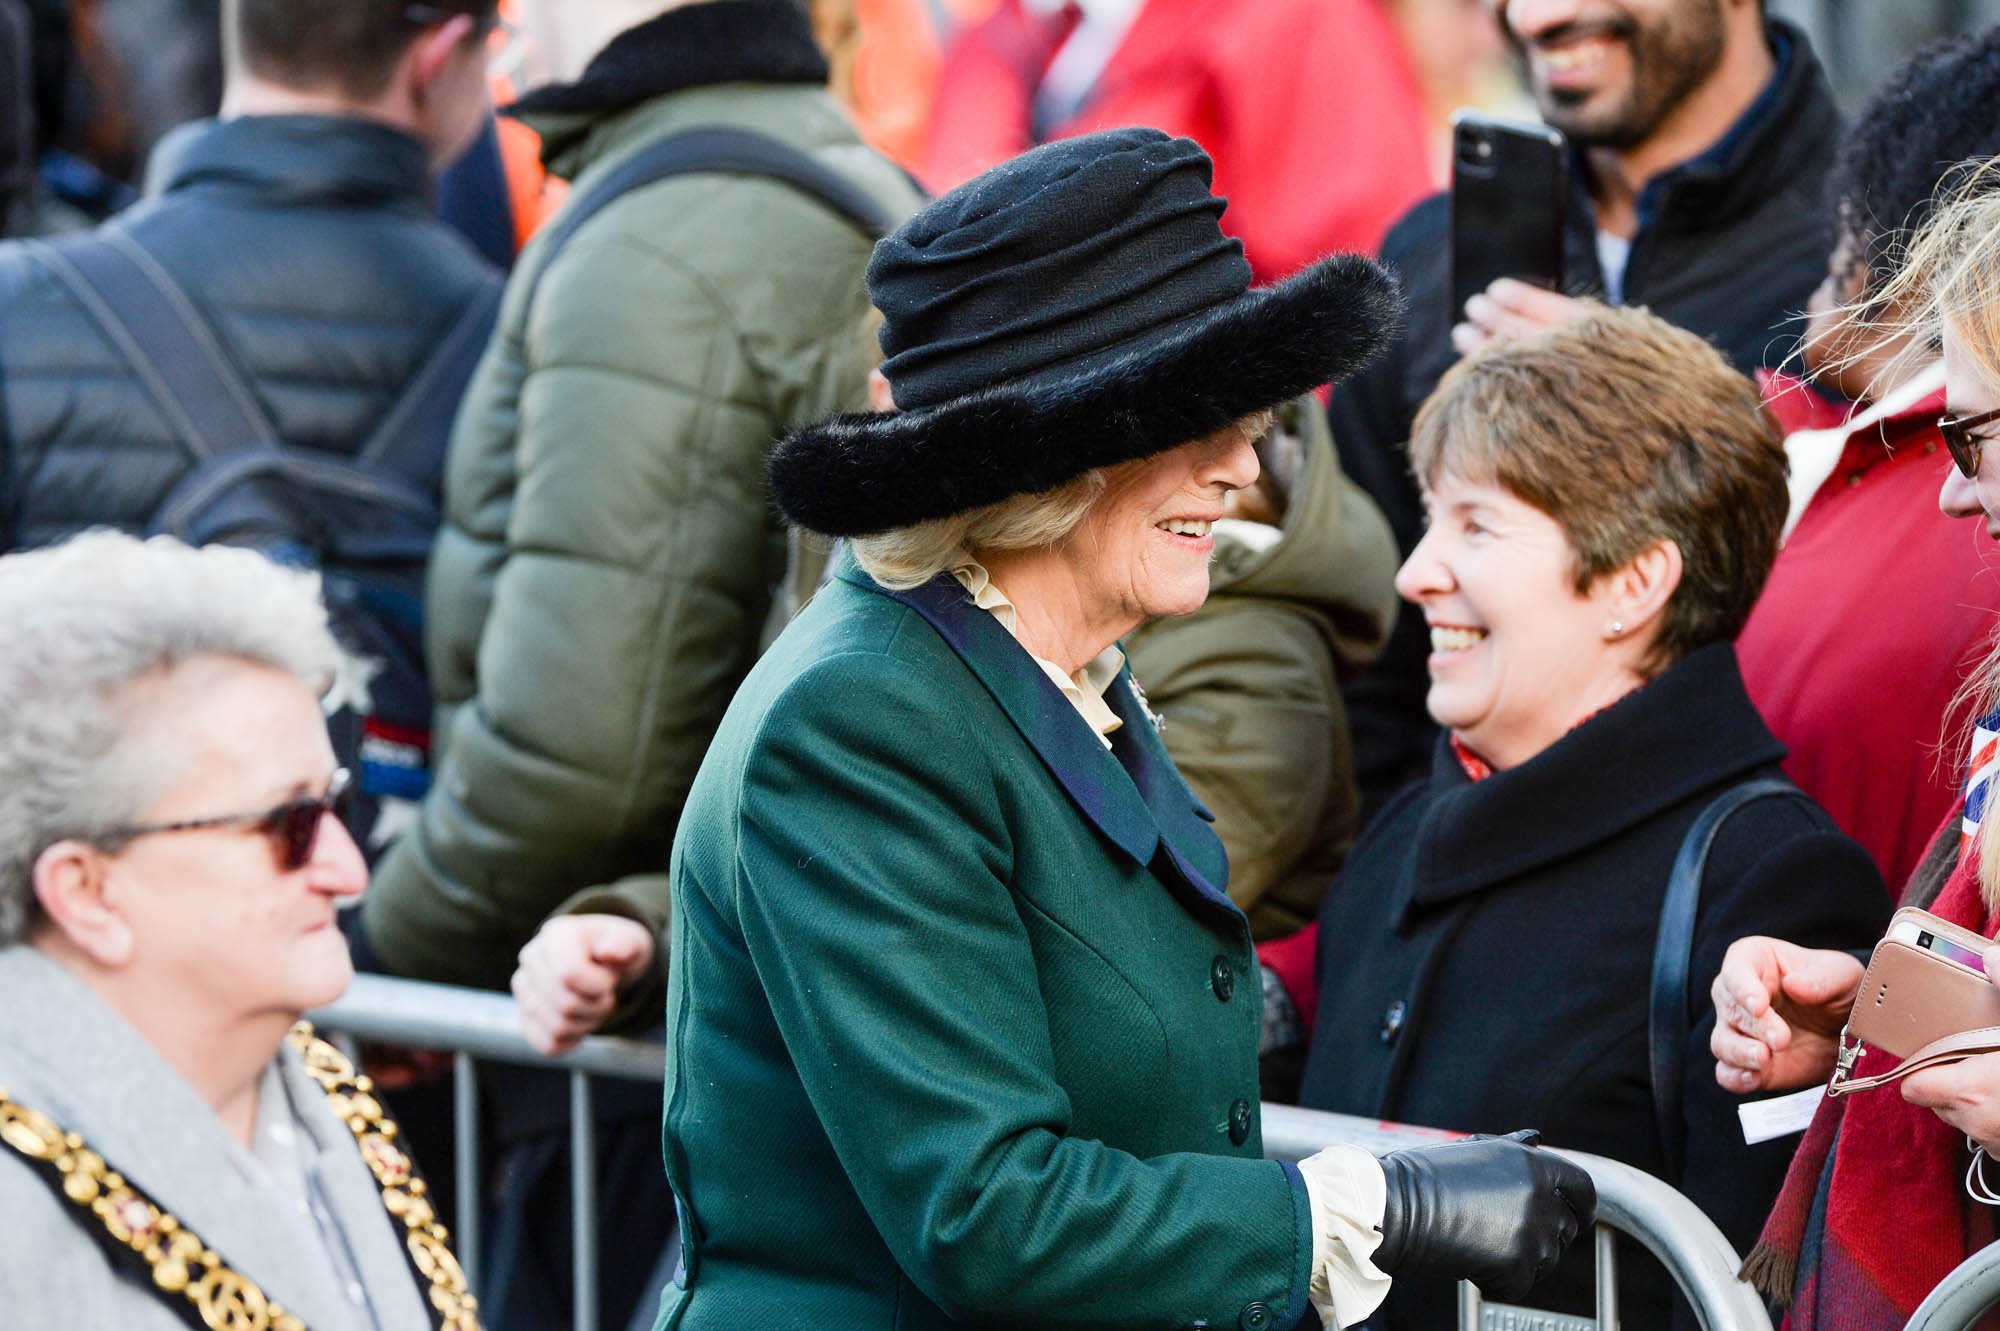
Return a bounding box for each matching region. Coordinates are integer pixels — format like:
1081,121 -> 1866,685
100,768 -> 353,871
1941,404 -> 2000,479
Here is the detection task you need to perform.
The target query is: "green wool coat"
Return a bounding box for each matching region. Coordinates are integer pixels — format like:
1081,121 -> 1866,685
658,561 -> 1315,1330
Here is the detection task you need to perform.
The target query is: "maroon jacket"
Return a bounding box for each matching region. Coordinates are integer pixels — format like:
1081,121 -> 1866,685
1737,370 -> 2000,893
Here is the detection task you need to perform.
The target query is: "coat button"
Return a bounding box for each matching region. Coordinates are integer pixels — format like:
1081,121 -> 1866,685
1239,1304 -> 1273,1331
1380,1000 -> 1406,1045
1228,1097 -> 1253,1146
1210,955 -> 1235,1002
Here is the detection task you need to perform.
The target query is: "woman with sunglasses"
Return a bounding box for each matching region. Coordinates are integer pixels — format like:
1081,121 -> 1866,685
1716,163 -> 2000,1328
0,531 -> 471,1331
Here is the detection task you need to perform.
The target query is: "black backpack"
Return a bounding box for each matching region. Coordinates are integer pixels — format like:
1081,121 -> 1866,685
28,226 -> 502,849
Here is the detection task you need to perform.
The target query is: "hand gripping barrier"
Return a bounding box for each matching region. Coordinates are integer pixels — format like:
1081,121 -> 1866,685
1263,1103 -> 1775,1331
316,976 -> 1796,1331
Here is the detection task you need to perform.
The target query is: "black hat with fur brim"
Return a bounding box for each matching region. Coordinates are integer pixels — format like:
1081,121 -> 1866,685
768,128 -> 1400,538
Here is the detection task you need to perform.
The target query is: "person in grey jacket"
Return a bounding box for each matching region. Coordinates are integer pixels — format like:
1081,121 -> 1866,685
0,532 -> 472,1331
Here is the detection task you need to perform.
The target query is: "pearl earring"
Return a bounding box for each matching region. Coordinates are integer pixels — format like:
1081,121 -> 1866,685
1606,619 -> 1624,637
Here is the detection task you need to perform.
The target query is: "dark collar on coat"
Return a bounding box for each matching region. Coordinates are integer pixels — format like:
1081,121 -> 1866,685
1569,19 -> 1840,239
509,0 -> 830,119
840,563 -> 1234,913
143,114 -> 431,213
1406,641 -> 1786,907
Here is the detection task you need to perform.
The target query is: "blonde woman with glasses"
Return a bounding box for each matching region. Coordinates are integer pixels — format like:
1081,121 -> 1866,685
1717,163 -> 2000,1328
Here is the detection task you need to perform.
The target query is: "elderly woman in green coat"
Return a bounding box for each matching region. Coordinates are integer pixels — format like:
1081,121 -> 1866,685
553,128 -> 1593,1328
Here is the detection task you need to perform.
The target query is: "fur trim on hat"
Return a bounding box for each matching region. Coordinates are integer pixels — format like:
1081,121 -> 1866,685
769,254 -> 1400,537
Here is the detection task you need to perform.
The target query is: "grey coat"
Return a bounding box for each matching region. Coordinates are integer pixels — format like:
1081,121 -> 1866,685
0,948 -> 433,1331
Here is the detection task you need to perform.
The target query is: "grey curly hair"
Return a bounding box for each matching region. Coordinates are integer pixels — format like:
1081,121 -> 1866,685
0,532 -> 340,944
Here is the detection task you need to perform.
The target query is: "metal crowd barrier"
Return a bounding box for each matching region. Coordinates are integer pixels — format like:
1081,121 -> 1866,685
311,974 -> 1986,1331
1265,1105 -> 1773,1331
311,974 -> 664,1331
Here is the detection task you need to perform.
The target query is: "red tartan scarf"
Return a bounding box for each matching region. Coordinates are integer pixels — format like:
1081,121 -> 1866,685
1744,807 -> 1999,1329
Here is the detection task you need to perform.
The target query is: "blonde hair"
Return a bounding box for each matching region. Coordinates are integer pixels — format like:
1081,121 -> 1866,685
850,410 -> 1274,590
1882,161 -> 2000,903
851,470 -> 1109,590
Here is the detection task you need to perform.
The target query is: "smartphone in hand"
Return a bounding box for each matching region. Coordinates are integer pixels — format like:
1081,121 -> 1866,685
1449,111 -> 1568,320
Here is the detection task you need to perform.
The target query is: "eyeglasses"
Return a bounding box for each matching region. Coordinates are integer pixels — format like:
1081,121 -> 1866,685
99,769 -> 353,871
1941,404 -> 2000,479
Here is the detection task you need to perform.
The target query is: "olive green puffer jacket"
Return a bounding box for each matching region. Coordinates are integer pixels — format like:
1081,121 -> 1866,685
364,63 -> 922,988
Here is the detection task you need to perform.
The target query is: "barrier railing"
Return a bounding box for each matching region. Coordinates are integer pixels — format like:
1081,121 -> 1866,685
314,975 -> 1781,1331
1264,1104 -> 1774,1331
311,974 -> 663,1331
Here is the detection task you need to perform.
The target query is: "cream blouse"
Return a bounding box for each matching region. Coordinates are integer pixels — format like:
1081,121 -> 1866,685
950,561 -> 1125,748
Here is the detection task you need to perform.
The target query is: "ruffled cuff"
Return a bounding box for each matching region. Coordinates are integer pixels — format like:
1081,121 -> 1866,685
1297,1142 -> 1393,1328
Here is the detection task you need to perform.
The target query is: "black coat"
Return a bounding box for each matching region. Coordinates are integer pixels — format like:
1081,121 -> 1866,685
1330,20 -> 1844,818
1300,644 -> 1888,1329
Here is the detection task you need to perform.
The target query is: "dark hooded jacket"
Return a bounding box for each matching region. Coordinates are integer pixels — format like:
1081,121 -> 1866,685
1300,645 -> 1887,1330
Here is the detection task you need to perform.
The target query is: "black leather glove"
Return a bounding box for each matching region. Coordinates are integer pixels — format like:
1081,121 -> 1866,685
1374,1129 -> 1596,1301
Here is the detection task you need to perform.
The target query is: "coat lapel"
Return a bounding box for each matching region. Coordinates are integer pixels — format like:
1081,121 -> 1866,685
864,568 -> 1236,913
1404,643 -> 1786,910
0,948 -> 350,1330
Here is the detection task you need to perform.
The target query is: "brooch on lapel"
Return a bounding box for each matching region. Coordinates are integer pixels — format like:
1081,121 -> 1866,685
1127,676 -> 1165,733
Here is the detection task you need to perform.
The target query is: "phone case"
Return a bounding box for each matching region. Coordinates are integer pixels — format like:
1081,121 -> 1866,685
1846,907 -> 2000,1059
1448,112 -> 1567,317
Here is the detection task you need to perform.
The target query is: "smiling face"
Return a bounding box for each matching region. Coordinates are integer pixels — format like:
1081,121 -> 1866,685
1066,420 -> 1262,622
100,656 -> 366,1027
1939,326 -> 2000,540
1397,472 -> 1650,769
1499,0 -> 1729,149
984,420 -> 1261,665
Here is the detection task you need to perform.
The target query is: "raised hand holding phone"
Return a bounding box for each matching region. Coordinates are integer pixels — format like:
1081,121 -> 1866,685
1898,931 -> 2000,1151
1448,110 -> 1577,357
1453,279 -> 1596,355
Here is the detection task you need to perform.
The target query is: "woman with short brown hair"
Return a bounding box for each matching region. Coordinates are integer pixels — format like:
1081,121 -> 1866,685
1300,303 -> 1888,1331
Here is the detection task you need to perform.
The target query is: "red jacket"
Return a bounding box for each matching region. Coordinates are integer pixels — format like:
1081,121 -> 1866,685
1737,370 -> 2000,894
923,0 -> 1432,280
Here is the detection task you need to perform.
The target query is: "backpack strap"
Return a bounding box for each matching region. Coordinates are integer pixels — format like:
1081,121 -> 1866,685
355,274 -> 503,470
1650,776 -> 1810,1183
27,228 -> 278,462
521,125 -> 898,313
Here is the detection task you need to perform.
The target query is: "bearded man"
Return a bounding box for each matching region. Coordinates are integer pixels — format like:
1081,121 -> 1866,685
1327,0 -> 1842,820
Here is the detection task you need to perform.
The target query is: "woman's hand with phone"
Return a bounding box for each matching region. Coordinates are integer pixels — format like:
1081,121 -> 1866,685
1711,934 -> 1865,1093
1901,944 -> 2000,1150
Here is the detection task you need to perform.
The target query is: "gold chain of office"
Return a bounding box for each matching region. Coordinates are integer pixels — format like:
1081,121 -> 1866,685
0,1022 -> 479,1331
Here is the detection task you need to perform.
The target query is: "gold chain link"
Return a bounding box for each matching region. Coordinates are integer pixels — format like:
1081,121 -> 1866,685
0,1022 -> 480,1331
